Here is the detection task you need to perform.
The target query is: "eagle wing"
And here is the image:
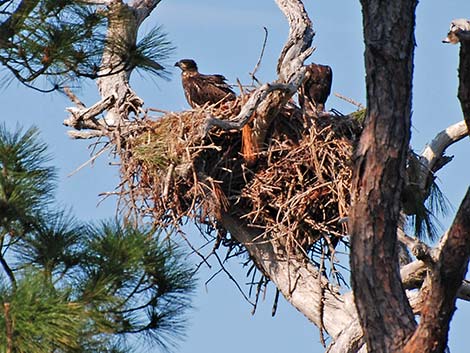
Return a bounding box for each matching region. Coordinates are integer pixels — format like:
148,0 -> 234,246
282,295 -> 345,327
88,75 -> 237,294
182,73 -> 235,108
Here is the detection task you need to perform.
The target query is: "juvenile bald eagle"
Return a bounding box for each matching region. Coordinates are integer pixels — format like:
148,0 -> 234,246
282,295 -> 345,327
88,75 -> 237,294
175,59 -> 236,108
298,63 -> 333,115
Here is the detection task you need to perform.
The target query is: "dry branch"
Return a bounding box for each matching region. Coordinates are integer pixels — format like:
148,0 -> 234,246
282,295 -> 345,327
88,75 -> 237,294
418,119 -> 467,194
404,188 -> 470,353
64,95 -> 115,131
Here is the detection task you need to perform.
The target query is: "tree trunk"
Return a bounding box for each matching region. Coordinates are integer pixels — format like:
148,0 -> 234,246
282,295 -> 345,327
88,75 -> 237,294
458,33 -> 470,134
4,302 -> 12,353
96,1 -> 142,126
349,1 -> 418,352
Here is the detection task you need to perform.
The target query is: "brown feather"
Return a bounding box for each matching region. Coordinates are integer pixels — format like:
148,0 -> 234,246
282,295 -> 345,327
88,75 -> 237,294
176,59 -> 259,164
175,59 -> 236,108
299,63 -> 333,114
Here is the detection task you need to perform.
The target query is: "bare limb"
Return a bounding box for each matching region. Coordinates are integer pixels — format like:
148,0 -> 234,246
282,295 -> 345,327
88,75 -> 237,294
420,120 -> 468,174
234,0 -> 314,162
63,95 -> 115,130
325,319 -> 365,353
220,212 -> 353,339
204,82 -> 298,132
275,0 -> 314,81
400,260 -> 428,290
403,188 -> 470,353
130,0 -> 163,26
67,130 -> 106,139
397,229 -> 435,263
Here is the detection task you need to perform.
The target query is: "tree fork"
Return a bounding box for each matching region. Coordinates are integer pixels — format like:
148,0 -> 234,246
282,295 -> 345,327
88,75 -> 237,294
403,188 -> 470,353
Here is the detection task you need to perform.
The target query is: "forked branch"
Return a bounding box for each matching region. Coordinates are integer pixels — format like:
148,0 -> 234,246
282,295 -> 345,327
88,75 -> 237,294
403,189 -> 470,353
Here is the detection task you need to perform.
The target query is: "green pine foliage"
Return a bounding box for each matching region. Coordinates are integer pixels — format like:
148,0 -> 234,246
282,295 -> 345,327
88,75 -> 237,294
0,124 -> 195,352
402,151 -> 450,241
0,1 -> 174,91
77,220 -> 195,350
0,123 -> 56,235
0,271 -> 88,353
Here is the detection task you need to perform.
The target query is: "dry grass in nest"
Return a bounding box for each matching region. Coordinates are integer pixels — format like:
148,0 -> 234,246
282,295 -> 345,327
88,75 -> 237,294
118,97 -> 361,266
240,117 -> 356,257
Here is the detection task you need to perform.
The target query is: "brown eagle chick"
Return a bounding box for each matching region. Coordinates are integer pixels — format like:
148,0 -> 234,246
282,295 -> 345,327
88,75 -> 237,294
175,59 -> 236,108
298,63 -> 333,115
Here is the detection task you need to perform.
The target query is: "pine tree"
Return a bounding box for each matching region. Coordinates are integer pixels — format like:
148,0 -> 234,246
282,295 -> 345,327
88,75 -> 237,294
0,0 -> 173,92
0,124 -> 195,352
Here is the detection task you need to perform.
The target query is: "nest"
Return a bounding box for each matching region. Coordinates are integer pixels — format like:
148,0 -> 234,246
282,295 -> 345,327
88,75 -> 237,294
119,96 -> 361,265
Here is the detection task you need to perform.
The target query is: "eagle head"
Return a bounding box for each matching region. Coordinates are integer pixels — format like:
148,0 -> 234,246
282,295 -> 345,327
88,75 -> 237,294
175,59 -> 198,72
442,18 -> 470,44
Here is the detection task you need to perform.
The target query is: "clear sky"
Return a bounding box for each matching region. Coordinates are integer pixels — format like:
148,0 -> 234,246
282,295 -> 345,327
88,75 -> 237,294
2,1 -> 470,352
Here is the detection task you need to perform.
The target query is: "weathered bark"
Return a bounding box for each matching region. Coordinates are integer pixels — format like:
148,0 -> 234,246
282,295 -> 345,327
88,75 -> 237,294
64,0 -> 162,131
349,1 -> 418,352
4,302 -> 12,353
403,189 -> 470,353
457,31 -> 470,134
96,1 -> 142,126
247,0 -> 314,157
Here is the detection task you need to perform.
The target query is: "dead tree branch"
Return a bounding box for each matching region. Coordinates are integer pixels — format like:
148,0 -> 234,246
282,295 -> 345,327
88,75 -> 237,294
131,0 -> 163,25
206,0 -> 314,163
403,188 -> 470,353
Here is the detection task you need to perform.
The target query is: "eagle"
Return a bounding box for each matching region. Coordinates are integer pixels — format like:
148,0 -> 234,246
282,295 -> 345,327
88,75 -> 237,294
442,18 -> 470,44
175,59 -> 236,108
298,63 -> 333,115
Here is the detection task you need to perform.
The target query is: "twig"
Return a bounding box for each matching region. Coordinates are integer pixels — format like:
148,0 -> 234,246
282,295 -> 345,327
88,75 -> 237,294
63,86 -> 86,109
67,144 -> 112,177
250,26 -> 269,86
209,252 -> 255,307
334,92 -> 365,110
271,288 -> 280,316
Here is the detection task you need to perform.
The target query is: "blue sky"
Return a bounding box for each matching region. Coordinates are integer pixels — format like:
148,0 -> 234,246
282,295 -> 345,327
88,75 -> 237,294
2,1 -> 470,352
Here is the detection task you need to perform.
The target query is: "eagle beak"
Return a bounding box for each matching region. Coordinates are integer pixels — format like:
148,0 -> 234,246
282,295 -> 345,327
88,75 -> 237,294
174,61 -> 180,67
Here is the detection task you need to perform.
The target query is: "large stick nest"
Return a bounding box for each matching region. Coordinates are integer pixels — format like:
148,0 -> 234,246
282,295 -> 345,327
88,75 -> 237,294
119,95 -> 361,261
